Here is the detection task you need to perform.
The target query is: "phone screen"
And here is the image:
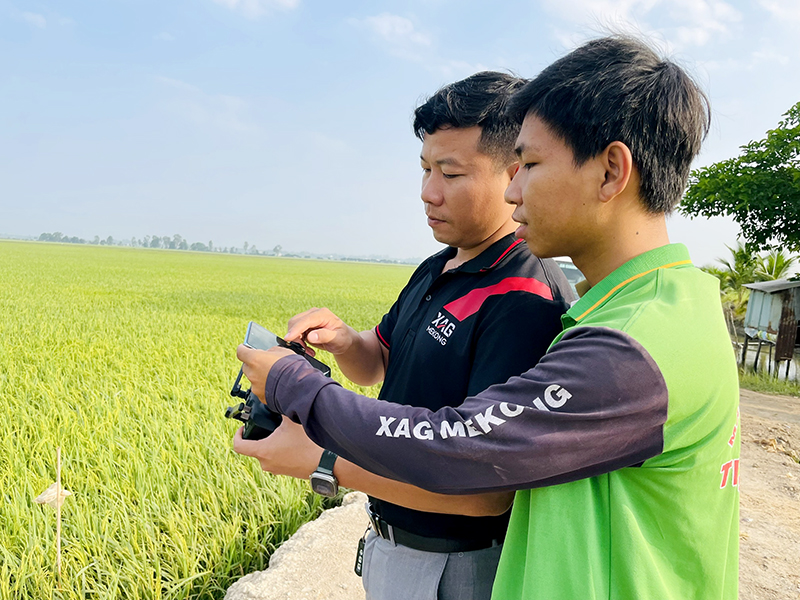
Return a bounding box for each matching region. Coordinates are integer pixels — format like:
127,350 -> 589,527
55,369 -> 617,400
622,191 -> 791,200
243,321 -> 332,377
244,321 -> 281,351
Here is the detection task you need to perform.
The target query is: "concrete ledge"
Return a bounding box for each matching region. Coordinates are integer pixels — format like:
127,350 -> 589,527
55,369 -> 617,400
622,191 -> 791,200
225,492 -> 369,600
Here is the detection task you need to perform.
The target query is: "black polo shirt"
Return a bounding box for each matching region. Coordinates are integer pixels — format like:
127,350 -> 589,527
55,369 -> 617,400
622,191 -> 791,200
372,233 -> 574,542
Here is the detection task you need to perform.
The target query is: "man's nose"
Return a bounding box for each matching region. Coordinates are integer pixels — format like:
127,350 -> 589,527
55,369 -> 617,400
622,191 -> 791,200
505,175 -> 522,206
421,174 -> 444,205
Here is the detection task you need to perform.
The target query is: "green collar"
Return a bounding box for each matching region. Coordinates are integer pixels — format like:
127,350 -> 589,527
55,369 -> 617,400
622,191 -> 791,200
564,244 -> 693,326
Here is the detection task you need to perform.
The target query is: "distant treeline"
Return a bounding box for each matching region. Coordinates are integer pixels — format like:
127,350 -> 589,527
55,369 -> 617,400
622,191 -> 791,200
35,232 -> 418,264
38,232 -> 276,255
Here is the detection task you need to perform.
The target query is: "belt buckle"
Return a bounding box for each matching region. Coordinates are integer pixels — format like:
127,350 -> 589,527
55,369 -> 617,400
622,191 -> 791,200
365,502 -> 395,545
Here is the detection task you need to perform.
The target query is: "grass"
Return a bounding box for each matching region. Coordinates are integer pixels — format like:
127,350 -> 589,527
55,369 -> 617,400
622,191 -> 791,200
738,368 -> 800,397
0,240 -> 413,600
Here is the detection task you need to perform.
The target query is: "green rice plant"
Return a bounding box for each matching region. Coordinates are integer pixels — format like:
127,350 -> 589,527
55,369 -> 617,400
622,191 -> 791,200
0,241 -> 413,599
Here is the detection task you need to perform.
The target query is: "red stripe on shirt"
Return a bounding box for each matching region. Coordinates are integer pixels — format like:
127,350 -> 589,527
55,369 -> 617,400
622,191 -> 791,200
480,239 -> 524,272
375,325 -> 390,348
443,277 -> 553,321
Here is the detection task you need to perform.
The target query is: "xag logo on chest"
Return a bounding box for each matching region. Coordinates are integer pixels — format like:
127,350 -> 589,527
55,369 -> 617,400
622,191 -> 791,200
426,312 -> 456,346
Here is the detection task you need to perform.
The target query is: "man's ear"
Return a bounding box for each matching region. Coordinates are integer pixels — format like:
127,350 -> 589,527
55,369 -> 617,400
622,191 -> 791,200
505,161 -> 520,182
599,142 -> 634,203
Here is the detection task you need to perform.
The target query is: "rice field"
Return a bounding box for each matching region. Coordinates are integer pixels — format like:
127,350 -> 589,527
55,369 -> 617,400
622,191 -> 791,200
0,240 -> 413,600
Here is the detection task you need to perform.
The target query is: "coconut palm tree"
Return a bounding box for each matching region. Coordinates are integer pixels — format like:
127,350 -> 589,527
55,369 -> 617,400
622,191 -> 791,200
716,241 -> 759,303
756,250 -> 797,281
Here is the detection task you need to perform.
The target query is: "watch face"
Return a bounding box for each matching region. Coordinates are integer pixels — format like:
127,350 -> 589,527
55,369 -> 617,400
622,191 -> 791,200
310,473 -> 338,498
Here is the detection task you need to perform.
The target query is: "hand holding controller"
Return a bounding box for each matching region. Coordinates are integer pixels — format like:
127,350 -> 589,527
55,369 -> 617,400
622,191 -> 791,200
225,322 -> 331,439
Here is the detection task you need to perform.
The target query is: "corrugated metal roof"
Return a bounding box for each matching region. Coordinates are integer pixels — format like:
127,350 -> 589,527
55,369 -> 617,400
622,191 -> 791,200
743,279 -> 800,293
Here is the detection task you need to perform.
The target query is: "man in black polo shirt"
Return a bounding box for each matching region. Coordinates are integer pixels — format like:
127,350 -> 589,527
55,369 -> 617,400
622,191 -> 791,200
235,72 -> 573,600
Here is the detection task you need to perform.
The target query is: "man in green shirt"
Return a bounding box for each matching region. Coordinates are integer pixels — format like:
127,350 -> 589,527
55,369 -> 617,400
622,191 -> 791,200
235,35 -> 739,599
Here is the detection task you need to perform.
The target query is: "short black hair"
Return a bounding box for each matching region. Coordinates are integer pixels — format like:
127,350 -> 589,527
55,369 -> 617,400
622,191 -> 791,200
414,71 -> 527,167
507,35 -> 711,213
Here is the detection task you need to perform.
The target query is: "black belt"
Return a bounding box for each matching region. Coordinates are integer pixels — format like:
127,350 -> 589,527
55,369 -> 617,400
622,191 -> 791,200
365,502 -> 504,554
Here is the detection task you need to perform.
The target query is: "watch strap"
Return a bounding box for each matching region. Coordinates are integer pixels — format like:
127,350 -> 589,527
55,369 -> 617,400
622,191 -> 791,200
316,449 -> 338,476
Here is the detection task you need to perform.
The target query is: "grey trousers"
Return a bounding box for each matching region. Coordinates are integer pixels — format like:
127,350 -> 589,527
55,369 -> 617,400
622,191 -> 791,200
361,530 -> 503,600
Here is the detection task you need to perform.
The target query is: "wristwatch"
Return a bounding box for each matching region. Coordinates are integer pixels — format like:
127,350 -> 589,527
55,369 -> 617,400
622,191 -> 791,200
310,449 -> 339,497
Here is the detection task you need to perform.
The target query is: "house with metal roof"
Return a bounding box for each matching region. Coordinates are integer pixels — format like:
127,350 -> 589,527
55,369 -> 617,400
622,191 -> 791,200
741,279 -> 800,378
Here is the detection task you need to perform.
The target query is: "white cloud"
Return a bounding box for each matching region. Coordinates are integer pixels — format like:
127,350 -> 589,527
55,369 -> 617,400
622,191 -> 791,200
539,0 -> 655,26
22,12 -> 46,28
357,13 -> 431,46
702,44 -> 790,72
668,0 -> 741,46
155,76 -> 199,92
156,32 -> 176,42
751,47 -> 789,66
211,0 -> 299,19
539,0 -> 741,48
759,0 -> 800,23
350,14 -> 500,78
349,13 -> 435,65
155,76 -> 255,133
438,59 -> 493,80
674,26 -> 714,46
17,11 -> 76,29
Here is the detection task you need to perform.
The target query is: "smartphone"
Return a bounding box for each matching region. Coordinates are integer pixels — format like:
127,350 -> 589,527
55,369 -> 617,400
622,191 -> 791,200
244,321 -> 281,351
244,321 -> 332,377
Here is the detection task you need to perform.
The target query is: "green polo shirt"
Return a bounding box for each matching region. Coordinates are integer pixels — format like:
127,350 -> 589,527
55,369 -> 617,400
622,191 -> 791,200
264,243 -> 740,599
493,244 -> 739,600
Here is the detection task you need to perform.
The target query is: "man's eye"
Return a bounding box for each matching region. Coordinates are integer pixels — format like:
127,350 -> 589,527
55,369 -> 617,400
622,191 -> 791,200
442,173 -> 462,179
523,163 -> 537,170
421,167 -> 431,174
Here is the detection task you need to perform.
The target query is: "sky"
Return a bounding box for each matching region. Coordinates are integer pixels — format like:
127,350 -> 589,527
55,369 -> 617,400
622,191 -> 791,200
1,0 -> 799,266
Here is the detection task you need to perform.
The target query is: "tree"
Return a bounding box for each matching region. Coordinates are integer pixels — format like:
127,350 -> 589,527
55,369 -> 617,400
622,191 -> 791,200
681,101 -> 800,252
756,249 -> 797,281
702,241 -> 759,324
716,241 -> 759,299
173,234 -> 188,251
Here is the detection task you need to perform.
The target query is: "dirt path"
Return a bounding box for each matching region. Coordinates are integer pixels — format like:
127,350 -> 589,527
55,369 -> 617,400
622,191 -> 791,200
227,389 -> 800,600
739,390 -> 800,600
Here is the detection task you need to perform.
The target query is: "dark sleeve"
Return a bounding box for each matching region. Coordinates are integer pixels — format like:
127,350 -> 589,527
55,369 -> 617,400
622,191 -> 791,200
374,264 -> 424,349
466,293 -> 568,396
375,298 -> 399,349
266,326 -> 668,494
